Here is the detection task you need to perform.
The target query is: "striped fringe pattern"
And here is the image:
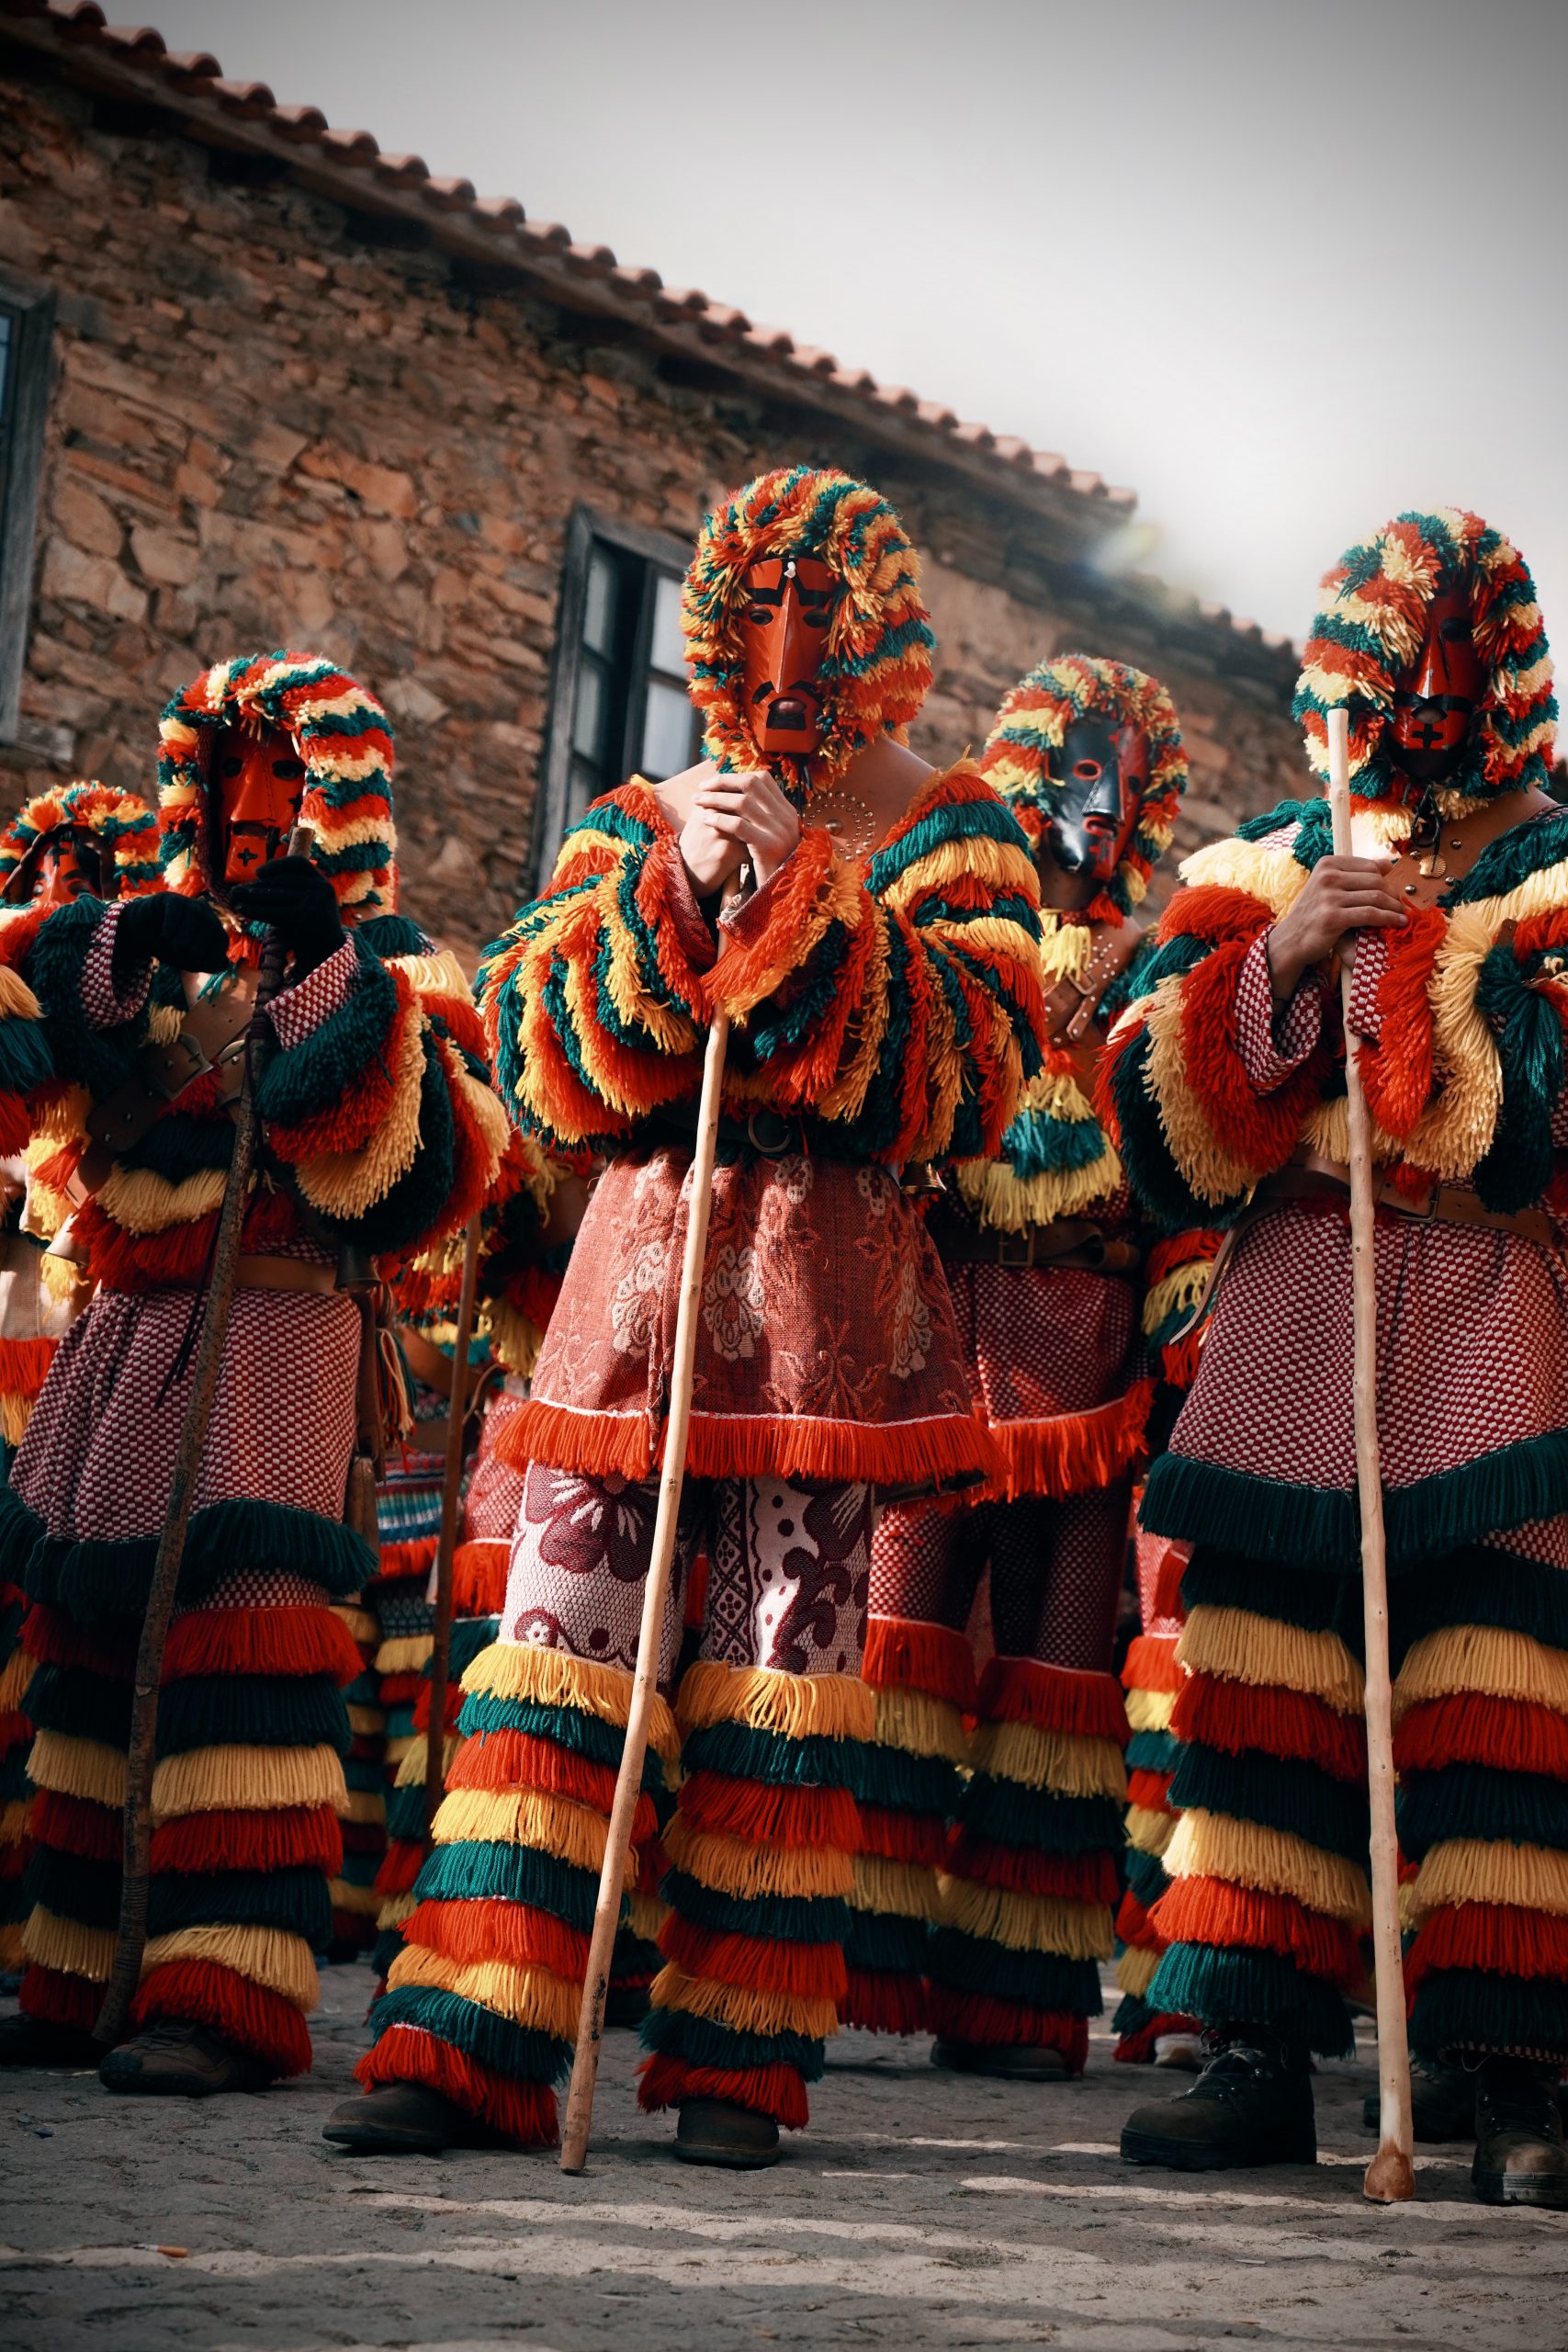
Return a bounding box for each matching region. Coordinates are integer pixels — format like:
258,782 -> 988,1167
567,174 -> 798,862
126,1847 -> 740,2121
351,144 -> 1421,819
1112,1607 -> 1195,2063
926,1659 -> 1128,2072
19,1591 -> 356,2075
0,1560 -> 32,1971
366,1438 -> 444,1973
356,1642 -> 677,2145
330,1596 -> 384,1954
840,1610 -> 975,2035
1144,1550 -> 1370,2057
639,1661 -> 874,2132
1393,1551 -> 1568,2063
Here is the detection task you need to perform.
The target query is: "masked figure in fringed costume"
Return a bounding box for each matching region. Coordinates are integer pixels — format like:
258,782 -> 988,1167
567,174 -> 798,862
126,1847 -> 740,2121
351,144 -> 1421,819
327,465 -> 1044,2166
0,654 -> 503,2097
850,655 -> 1215,2075
1107,510 -> 1568,2208
0,783 -> 163,1981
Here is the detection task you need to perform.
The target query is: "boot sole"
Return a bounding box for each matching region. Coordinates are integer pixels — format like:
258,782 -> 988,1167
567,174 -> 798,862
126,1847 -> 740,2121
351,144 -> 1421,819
1472,2166 -> 1568,2209
1121,2126 -> 1316,2171
321,2119 -> 451,2154
673,2137 -> 780,2170
101,2069 -> 267,2099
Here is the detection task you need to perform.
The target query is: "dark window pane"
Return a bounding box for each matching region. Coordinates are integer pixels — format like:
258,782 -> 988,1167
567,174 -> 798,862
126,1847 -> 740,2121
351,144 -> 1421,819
582,548 -> 618,658
641,678 -> 694,781
648,569 -> 685,677
571,657 -> 607,761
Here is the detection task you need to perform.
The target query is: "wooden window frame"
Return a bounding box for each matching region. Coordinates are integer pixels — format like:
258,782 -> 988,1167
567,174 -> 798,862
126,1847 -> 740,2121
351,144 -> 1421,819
532,503 -> 698,894
0,271 -> 56,745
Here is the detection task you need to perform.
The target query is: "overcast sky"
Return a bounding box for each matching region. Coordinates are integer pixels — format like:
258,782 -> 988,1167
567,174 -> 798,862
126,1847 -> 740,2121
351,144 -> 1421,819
146,0 -> 1568,648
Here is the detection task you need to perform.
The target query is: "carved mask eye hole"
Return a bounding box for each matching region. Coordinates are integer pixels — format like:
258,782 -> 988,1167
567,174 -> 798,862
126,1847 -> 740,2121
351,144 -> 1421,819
1072,758 -> 1103,782
220,754 -> 244,780
272,756 -> 306,783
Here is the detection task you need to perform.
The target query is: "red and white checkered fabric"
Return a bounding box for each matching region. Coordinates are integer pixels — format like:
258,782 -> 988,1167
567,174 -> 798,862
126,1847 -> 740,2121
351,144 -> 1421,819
267,938 -> 356,1051
80,900 -> 150,1028
946,1261 -> 1138,1433
462,1390 -> 528,1544
1235,931 -> 1323,1091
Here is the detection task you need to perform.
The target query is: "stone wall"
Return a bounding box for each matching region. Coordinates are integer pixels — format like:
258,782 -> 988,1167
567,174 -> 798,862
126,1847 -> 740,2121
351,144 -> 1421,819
0,67 -> 1303,953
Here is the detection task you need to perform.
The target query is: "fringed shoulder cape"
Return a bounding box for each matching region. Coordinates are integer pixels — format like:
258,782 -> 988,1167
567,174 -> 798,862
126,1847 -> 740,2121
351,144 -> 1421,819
479,760 -> 1046,1490
1100,794 -> 1568,1573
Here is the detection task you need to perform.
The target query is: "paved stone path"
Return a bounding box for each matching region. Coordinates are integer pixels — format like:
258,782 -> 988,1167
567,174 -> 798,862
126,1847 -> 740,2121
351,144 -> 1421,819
4,1970 -> 1566,2351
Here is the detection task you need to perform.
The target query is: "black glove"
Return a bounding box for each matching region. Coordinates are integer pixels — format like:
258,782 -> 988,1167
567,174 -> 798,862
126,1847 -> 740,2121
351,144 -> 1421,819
228,855 -> 346,980
112,890 -> 229,984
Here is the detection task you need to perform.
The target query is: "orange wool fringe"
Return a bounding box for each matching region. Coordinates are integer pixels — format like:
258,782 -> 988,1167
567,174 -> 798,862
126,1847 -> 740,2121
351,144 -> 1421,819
659,1911 -> 848,2002
21,1604 -> 130,1679
131,1960 -> 312,2077
375,1537 -> 438,1584
862,1614 -> 977,1710
149,1804 -> 342,1878
162,1606 -> 362,1687
1173,1670 -> 1368,1783
499,1396 -> 998,1494
0,1336 -> 57,1398
637,2051 -> 809,2132
451,1539 -> 510,1619
842,1968 -> 928,2038
1404,1902 -> 1568,1992
1151,1875 -> 1365,1990
358,2024 -> 559,2146
944,1832 -> 1121,1905
858,1803 -> 949,1870
400,1896 -> 591,1980
20,1962 -> 100,2031
1393,1694 -> 1568,1781
374,1841 -> 426,1897
676,1770 -> 859,1853
989,1379 -> 1154,1503
925,1989 -> 1089,2072
1122,1632 -> 1187,1697
976,1656 -> 1129,1743
446,1727 -> 622,1816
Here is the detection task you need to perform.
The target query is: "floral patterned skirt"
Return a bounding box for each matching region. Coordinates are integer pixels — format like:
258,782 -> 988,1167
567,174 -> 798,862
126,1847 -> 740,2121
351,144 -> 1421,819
500,1146 -> 990,1493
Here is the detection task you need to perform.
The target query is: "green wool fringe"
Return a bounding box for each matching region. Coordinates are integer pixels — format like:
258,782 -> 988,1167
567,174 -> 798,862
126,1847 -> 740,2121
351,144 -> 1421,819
153,1674 -> 351,1761
959,1776 -> 1125,1859
25,1843 -> 121,1932
660,1867 -> 852,1950
13,1494 -> 374,1625
1396,1764 -> 1568,1862
146,1865 -> 333,1951
843,1909 -> 931,1975
1411,1969 -> 1568,2064
414,1838 -> 599,1936
1124,1848 -> 1170,1907
367,1983 -> 570,2085
639,2000 -> 825,2083
1181,1546 -> 1360,1634
1169,1742 -> 1369,1863
1147,1941 -> 1355,2059
925,1928 -> 1102,2018
1390,1547 -> 1568,1662
1125,1728 -> 1181,1778
457,1692 -> 665,1792
24,1660 -> 133,1747
679,1718 -> 868,1796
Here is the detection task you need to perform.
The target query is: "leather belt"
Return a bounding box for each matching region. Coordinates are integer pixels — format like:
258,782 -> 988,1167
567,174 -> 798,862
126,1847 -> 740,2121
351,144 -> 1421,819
234,1255 -> 338,1295
1259,1161 -> 1558,1250
649,1102 -> 808,1160
926,1206 -> 1140,1273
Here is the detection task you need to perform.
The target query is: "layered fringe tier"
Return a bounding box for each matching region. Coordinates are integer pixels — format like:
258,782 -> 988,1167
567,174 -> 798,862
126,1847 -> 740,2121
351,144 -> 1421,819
925,1659 -> 1126,2068
355,1642 -> 677,2144
0,1572 -> 33,1971
329,1597 -> 384,1955
1112,1623 -> 1198,2063
639,1661 -> 872,2131
840,1614 -> 973,2036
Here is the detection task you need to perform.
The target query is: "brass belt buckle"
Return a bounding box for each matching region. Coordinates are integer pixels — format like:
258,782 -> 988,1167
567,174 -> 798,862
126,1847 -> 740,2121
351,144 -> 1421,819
746,1108 -> 795,1159
995,1230 -> 1037,1270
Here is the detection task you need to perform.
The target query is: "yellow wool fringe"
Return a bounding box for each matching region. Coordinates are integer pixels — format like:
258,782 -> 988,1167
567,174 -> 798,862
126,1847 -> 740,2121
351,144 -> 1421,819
0,1922 -> 24,1972
141,1923 -> 320,2012
1393,1624 -> 1568,1722
938,1875 -> 1114,1963
1179,833 -> 1311,917
383,1734 -> 419,1770
0,964 -> 42,1022
1124,1687 -> 1177,1735
389,1942 -> 580,2038
1165,1807 -> 1371,1928
1125,1804 -> 1178,1860
649,1962 -> 840,2043
1116,1945 -> 1161,2000
394,1733 -> 458,1791
972,1719 -> 1128,1804
96,1163 -> 228,1237
28,1729 -> 127,1809
627,1890 -> 668,1946
372,1634 -> 434,1677
25,1905 -> 115,1983
662,1813 -> 852,1903
373,1889 -> 417,1931
0,1394 -> 32,1448
871,1680 -> 970,1768
333,1602 -> 378,1646
1142,1259 -> 1214,1338
1143,979 -> 1264,1207
431,1787 -> 627,1883
151,1742 -> 348,1822
1409,1839 -> 1568,1924
463,1640 -> 678,1766
1179,1605 -> 1365,1715
295,998 -> 425,1220
677,1659 -> 875,1746
848,1853 -> 942,1923
0,1645 -> 30,1713
0,1797 -> 28,1842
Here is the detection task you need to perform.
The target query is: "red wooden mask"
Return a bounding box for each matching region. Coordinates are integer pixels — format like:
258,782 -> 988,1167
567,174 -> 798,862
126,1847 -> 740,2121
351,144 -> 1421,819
739,554 -> 837,760
1390,588 -> 1486,781
212,724 -> 307,888
2,826 -> 106,908
1044,715 -> 1148,883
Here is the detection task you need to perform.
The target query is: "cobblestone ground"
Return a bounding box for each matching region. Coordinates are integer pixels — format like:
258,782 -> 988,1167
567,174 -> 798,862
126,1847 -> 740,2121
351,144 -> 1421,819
4,1968 -> 1566,2352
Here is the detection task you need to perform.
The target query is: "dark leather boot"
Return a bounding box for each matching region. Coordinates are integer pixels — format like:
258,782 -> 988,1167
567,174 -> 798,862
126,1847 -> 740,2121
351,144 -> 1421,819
98,2019 -> 271,2098
0,2014 -> 103,2068
322,2081 -> 470,2153
1362,2053 -> 1475,2142
1121,2030 -> 1316,2170
1472,2056 -> 1568,2208
931,2039 -> 1075,2082
674,2097 -> 780,2169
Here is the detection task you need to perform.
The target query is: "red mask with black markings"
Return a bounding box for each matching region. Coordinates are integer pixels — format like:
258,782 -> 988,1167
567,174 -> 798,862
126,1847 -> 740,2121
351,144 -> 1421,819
739,554 -> 837,760
1044,716 -> 1148,883
212,724 -> 307,888
1390,589 -> 1486,783
2,826 -> 107,909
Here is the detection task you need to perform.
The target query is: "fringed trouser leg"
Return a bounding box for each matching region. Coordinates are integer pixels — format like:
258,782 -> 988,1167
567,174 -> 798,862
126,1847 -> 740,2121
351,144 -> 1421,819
0,1557 -> 31,1973
1113,1531 -> 1201,2062
357,1461 -> 686,2144
926,1485 -> 1132,2072
847,1499 -> 980,2034
1144,1548 -> 1371,2056
331,1596 -> 385,1957
640,1476 -> 873,2131
20,1577 -> 358,2075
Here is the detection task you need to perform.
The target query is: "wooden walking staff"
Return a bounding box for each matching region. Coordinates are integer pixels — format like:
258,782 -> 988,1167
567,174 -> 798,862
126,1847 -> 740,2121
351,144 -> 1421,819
423,1215 -> 484,1832
1325,707 -> 1416,2203
559,994 -> 733,2175
95,821 -> 315,2049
